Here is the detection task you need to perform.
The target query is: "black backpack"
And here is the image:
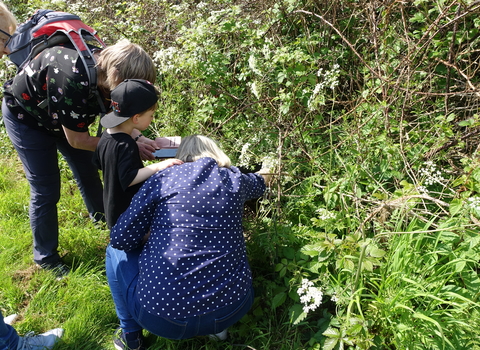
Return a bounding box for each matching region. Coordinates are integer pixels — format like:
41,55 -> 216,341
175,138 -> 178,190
7,9 -> 106,108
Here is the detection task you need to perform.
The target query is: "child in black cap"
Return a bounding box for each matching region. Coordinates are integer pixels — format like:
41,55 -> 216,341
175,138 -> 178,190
94,79 -> 183,229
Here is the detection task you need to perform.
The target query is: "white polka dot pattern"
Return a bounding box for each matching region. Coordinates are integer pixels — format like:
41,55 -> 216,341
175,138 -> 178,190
110,157 -> 266,319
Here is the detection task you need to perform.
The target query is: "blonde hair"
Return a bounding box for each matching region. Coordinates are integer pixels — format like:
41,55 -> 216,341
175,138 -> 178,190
96,39 -> 156,90
176,135 -> 231,168
0,1 -> 17,37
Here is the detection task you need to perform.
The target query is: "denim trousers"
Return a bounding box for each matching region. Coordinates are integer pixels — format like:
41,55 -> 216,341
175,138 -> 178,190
2,100 -> 104,265
105,244 -> 254,340
0,310 -> 19,350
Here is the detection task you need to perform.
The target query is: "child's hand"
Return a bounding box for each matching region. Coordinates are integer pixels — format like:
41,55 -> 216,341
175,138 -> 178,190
155,158 -> 183,171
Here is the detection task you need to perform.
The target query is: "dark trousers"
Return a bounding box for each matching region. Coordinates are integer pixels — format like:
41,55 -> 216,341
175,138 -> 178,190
0,310 -> 19,350
2,100 -> 104,265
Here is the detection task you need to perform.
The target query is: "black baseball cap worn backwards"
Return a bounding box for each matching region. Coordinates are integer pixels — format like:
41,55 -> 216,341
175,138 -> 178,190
101,79 -> 159,128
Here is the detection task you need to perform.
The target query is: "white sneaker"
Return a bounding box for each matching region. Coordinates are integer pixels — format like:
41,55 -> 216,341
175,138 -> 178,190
208,328 -> 228,341
17,328 -> 64,350
4,313 -> 18,325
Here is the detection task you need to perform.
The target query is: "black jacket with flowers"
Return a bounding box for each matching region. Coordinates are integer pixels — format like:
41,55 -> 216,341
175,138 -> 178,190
3,44 -> 106,137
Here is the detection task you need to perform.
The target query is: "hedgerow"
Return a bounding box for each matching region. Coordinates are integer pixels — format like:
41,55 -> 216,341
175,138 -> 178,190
2,0 -> 480,348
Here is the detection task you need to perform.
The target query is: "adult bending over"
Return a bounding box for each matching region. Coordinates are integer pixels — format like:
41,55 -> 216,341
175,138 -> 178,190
106,135 -> 269,350
0,4 -> 160,275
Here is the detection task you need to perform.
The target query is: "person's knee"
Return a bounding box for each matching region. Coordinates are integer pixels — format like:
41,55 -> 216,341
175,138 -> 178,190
28,176 -> 61,205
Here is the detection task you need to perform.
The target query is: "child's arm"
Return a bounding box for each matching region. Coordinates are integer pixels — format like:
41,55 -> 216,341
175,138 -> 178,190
129,158 -> 183,187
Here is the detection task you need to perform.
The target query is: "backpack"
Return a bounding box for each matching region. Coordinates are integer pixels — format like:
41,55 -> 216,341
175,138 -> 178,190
7,9 -> 106,107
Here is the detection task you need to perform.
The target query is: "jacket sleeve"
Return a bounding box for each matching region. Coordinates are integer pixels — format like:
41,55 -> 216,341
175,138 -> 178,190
110,175 -> 159,251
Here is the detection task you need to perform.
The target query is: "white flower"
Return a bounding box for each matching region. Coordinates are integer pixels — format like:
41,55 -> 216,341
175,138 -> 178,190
153,47 -> 178,74
248,55 -> 262,76
308,64 -> 340,111
418,161 -> 445,186
467,197 -> 480,211
417,185 -> 427,193
251,81 -> 260,99
261,154 -> 278,170
297,279 -> 323,314
239,142 -> 252,168
315,208 -> 335,220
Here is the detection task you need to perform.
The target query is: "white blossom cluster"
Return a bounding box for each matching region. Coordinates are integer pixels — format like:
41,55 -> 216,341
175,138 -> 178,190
307,64 -> 340,111
467,197 -> 480,211
297,279 -> 323,314
196,1 -> 208,9
152,47 -> 178,74
261,154 -> 278,172
237,131 -> 262,168
416,185 -> 428,193
238,142 -> 252,168
315,208 -> 336,220
248,55 -> 262,76
316,64 -> 340,89
418,161 -> 445,186
250,81 -> 261,99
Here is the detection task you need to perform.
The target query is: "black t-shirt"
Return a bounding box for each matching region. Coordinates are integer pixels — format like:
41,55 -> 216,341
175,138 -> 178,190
93,132 -> 144,228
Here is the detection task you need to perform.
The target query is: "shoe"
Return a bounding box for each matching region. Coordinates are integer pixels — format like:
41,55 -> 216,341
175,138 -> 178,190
39,261 -> 70,280
113,327 -> 145,350
208,328 -> 228,341
4,313 -> 18,325
17,328 -> 63,350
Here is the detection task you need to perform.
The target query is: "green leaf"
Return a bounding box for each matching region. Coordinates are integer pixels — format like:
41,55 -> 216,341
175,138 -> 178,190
347,323 -> 363,335
289,304 -> 307,325
323,327 -> 340,338
458,119 -> 475,126
343,259 -> 355,271
282,246 -> 296,259
454,260 -> 466,273
362,260 -> 373,272
277,72 -> 287,83
369,247 -> 386,258
323,337 -> 339,350
272,292 -> 287,309
449,198 -> 463,216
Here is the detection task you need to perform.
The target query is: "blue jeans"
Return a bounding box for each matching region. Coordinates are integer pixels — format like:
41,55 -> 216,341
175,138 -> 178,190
0,310 -> 19,350
105,244 -> 254,339
2,100 -> 104,265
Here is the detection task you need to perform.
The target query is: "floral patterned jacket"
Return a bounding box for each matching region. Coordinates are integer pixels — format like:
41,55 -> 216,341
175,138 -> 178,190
3,44 -> 106,137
